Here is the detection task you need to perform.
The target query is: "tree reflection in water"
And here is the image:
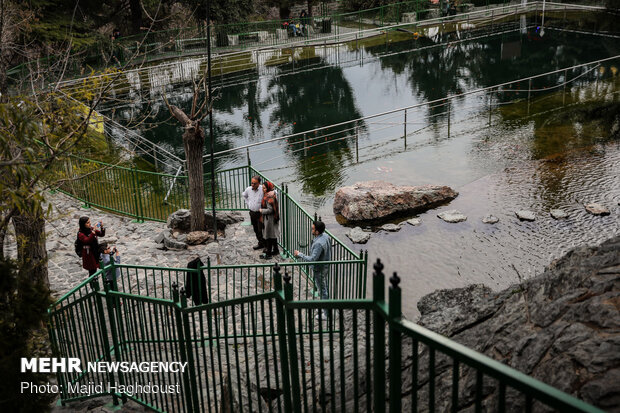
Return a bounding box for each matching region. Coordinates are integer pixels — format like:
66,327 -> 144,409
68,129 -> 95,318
265,62 -> 363,197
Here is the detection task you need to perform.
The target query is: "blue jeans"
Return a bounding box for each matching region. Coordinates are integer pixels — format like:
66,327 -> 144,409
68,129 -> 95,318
314,269 -> 329,300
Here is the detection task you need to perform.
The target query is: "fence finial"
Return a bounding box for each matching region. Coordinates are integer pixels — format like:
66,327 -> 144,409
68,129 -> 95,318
273,262 -> 281,275
180,287 -> 186,296
172,282 -> 178,291
390,272 -> 401,288
373,258 -> 384,276
283,271 -> 291,284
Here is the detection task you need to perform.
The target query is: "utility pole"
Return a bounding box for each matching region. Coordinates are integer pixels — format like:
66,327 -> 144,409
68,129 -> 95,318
206,0 -> 217,240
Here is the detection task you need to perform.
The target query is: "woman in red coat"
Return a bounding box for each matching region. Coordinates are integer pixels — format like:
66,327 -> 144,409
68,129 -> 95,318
78,216 -> 105,275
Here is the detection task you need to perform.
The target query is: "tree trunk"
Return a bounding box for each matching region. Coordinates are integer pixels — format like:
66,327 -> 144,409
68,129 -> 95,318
0,222 -> 6,259
12,207 -> 49,288
183,127 -> 206,232
0,66 -> 8,102
168,105 -> 207,232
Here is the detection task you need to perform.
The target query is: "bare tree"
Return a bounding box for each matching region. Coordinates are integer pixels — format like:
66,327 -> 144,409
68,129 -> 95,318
164,78 -> 213,232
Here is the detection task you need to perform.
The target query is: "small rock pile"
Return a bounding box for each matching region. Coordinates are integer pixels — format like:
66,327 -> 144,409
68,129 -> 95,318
155,209 -> 245,250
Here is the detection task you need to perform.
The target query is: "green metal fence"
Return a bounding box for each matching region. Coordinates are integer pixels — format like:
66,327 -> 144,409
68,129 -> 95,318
49,261 -> 603,412
53,156 -> 367,301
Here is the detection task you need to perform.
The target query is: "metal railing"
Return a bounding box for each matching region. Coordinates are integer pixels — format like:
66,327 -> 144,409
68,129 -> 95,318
207,54 -> 620,170
52,157 -> 366,298
48,260 -> 603,412
11,1 -> 611,92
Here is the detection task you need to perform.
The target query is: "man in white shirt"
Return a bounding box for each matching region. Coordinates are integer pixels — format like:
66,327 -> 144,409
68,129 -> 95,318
242,175 -> 266,250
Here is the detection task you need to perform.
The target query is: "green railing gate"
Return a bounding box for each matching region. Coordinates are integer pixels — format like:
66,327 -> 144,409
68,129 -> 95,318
49,260 -> 603,413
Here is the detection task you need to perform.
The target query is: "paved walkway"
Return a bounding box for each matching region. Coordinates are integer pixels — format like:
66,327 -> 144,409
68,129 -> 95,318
3,191 -> 285,299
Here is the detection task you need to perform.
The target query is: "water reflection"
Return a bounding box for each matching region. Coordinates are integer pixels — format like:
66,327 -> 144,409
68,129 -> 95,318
265,63 -> 363,196
101,19 -> 619,317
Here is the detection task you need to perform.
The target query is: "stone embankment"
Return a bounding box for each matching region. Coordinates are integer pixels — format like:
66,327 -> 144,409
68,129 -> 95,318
412,235 -> 620,411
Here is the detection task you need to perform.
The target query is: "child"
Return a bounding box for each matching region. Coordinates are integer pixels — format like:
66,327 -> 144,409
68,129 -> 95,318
100,243 -> 121,282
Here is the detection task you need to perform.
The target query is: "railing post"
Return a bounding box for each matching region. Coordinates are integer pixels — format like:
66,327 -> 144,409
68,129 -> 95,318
273,263 -> 294,412
563,69 -> 568,106
283,271 -> 302,412
180,288 -> 200,413
363,250 -> 369,297
373,259 -> 386,413
447,99 -> 451,138
355,122 -> 359,163
527,78 -> 532,114
131,167 -> 144,223
172,284 -> 196,413
488,88 -> 493,126
282,183 -> 288,254
403,108 -> 407,148
91,279 -> 119,406
388,272 -> 402,413
102,278 -> 127,403
303,133 -> 307,157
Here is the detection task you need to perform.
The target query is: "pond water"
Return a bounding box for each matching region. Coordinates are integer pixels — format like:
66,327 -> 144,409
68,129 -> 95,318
105,16 -> 620,317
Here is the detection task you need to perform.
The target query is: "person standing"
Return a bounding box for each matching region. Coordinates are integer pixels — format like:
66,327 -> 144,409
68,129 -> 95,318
100,243 -> 121,282
77,216 -> 105,276
294,221 -> 331,302
259,181 -> 280,259
243,175 -> 266,251
299,10 -> 309,36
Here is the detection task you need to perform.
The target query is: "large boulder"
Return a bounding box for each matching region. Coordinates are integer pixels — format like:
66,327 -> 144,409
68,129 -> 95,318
333,181 -> 458,222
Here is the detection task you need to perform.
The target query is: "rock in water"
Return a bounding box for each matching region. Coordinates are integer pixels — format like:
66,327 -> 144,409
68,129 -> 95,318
333,181 -> 458,222
381,223 -> 401,232
346,227 -> 371,244
482,214 -> 499,224
584,203 -> 610,216
437,210 -> 467,223
515,210 -> 536,221
550,209 -> 568,219
406,218 -> 422,226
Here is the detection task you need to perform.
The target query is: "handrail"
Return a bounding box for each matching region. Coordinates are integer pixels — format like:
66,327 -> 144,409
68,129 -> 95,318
209,54 -> 620,158
163,165 -> 184,202
396,318 -> 604,412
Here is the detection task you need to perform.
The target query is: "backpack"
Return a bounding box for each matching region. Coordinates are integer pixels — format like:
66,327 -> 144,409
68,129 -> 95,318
75,232 -> 83,257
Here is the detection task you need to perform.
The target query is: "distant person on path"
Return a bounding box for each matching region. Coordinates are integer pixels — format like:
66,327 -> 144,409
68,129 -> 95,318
78,216 -> 105,276
99,242 -> 121,282
299,10 -> 309,36
259,181 -> 280,259
243,175 -> 266,251
294,220 -> 332,301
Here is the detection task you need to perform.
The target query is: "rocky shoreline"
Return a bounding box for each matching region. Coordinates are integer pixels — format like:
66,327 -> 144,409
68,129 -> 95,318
413,235 -> 620,411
